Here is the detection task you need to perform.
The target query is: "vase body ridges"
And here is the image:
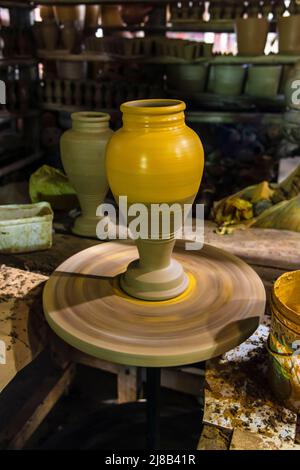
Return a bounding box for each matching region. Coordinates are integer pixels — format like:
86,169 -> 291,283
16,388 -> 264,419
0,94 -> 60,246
61,112 -> 113,238
106,99 -> 204,300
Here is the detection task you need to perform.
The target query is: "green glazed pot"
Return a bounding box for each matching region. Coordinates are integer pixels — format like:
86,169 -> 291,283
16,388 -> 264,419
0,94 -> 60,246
245,65 -> 282,98
166,64 -> 208,94
279,64 -> 294,95
284,61 -> 300,110
60,112 -> 113,238
210,65 -> 246,96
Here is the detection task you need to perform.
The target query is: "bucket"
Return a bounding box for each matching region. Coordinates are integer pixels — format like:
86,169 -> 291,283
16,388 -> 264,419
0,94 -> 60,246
267,270 -> 300,413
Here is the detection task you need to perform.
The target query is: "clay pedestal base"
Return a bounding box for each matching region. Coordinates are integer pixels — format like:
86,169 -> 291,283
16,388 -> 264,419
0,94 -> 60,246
72,215 -> 100,238
120,238 -> 189,301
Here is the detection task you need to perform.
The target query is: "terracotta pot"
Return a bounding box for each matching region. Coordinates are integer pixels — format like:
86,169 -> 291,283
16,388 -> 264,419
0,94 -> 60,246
60,112 -> 113,237
41,20 -> 59,51
61,23 -> 77,51
85,5 -> 100,28
167,64 -> 208,94
105,99 -> 204,300
284,61 -> 300,109
235,17 -> 269,56
246,65 -> 282,98
278,15 -> 300,55
53,5 -> 85,26
211,65 -> 246,96
120,4 -> 152,25
39,6 -> 54,21
100,5 -> 123,27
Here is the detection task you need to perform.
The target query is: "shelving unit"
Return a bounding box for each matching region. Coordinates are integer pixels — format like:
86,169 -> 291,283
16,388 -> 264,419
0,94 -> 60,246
0,2 -> 41,180
37,50 -> 300,65
0,0 -> 295,199
186,111 -> 283,125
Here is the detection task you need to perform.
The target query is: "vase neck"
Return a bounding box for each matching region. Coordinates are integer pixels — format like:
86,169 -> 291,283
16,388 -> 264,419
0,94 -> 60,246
71,112 -> 110,132
121,99 -> 186,131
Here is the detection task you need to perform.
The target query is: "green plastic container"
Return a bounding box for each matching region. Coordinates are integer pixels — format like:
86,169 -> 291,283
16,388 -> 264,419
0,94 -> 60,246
0,202 -> 53,253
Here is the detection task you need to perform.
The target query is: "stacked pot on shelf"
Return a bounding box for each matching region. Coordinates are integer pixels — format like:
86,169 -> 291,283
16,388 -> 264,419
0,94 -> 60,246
167,12 -> 300,99
33,5 -> 88,52
84,36 -> 213,60
34,5 -> 102,83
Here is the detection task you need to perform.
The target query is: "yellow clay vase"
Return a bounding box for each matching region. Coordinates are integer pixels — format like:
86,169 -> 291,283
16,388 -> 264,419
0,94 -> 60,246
105,99 -> 204,301
61,112 -> 113,238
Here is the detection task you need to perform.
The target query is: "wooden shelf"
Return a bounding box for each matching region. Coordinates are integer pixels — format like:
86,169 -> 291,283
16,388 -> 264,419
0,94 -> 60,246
212,54 -> 300,65
38,50 -> 115,62
37,50 -> 300,66
0,57 -> 38,67
100,20 -> 235,33
0,152 -> 42,179
186,111 -> 283,125
37,50 -> 207,64
41,102 -> 120,116
40,103 -> 283,126
25,0 -> 172,5
0,109 -> 40,119
0,1 -> 32,8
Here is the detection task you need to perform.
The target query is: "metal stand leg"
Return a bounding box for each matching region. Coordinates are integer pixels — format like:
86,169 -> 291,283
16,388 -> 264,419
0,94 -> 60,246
146,367 -> 161,450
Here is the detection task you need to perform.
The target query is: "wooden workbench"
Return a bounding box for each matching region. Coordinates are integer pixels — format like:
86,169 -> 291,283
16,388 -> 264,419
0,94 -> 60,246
0,223 -> 299,449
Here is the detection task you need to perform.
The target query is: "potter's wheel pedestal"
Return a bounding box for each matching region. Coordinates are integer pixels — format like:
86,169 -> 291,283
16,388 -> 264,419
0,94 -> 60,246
43,240 -> 266,448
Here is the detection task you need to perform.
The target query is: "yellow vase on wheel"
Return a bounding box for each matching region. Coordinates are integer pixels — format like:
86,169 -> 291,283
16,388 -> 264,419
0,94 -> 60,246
105,99 -> 204,301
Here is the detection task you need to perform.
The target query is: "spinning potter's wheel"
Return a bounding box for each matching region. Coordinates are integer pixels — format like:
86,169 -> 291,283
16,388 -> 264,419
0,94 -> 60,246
43,241 -> 266,367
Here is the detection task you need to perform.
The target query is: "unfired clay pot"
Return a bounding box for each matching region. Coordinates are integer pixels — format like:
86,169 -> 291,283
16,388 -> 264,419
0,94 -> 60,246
61,23 -> 77,51
120,4 -> 152,25
53,5 -> 85,27
39,6 -> 54,21
85,5 -> 100,28
100,5 -> 123,27
41,20 -> 59,51
235,17 -> 269,56
60,112 -> 113,238
278,15 -> 300,55
105,99 -> 204,301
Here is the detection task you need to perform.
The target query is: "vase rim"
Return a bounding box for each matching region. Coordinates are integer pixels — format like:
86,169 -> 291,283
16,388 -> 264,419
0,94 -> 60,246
120,99 -> 186,115
71,111 -> 110,123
